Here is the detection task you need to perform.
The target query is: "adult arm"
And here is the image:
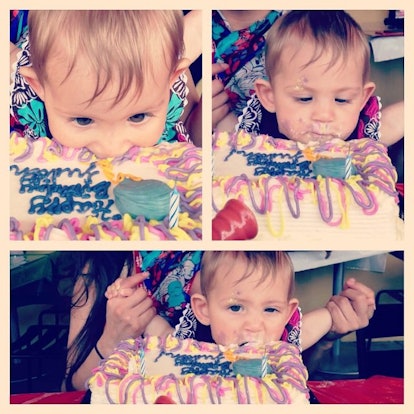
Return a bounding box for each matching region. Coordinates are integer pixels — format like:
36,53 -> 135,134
64,272 -> 155,390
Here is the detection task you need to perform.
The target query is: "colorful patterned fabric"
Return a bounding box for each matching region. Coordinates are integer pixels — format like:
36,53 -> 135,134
10,10 -> 190,144
212,10 -> 282,118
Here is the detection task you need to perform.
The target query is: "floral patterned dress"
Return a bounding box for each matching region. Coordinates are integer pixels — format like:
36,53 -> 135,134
10,10 -> 191,144
212,10 -> 282,119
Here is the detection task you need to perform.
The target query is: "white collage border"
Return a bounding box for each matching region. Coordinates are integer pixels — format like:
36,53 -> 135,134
2,0 -> 411,412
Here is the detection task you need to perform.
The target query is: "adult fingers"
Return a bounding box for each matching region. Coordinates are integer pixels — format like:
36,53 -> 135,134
105,295 -> 155,339
212,62 -> 229,78
328,295 -> 370,331
339,287 -> 375,319
326,300 -> 358,334
344,278 -> 375,306
120,272 -> 150,289
212,78 -> 227,99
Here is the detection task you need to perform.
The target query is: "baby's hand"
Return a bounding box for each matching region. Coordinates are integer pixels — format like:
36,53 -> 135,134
105,272 -> 149,300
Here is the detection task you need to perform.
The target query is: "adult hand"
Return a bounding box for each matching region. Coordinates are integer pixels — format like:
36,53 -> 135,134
325,278 -> 375,339
99,272 -> 156,354
212,62 -> 230,129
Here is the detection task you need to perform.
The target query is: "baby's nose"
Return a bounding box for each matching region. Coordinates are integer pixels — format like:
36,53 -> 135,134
91,136 -> 132,158
243,313 -> 264,333
312,101 -> 334,122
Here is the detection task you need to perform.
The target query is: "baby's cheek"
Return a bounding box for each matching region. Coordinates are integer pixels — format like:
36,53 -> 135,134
278,118 -> 306,142
213,328 -> 238,346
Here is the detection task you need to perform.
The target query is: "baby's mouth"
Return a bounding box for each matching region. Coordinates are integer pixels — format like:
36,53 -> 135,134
309,133 -> 334,142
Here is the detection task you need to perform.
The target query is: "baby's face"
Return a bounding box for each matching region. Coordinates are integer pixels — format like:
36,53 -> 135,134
269,39 -> 374,143
205,258 -> 297,346
40,53 -> 171,158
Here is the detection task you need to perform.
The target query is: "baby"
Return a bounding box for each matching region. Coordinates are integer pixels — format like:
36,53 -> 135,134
254,10 -> 403,146
191,251 -> 305,346
11,10 -> 198,158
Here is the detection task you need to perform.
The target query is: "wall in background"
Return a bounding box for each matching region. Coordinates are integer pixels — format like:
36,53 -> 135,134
347,10 -> 404,107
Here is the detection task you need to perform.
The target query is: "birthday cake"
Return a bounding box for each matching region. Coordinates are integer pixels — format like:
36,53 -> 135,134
10,134 -> 202,240
213,131 -> 401,241
88,335 -> 310,404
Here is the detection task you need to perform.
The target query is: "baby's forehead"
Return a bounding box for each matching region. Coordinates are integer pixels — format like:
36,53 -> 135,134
45,47 -> 171,104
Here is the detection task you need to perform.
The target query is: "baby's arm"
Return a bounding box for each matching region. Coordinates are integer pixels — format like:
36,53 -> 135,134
301,308 -> 332,351
301,278 -> 375,350
144,315 -> 174,338
380,101 -> 404,146
215,112 -> 239,133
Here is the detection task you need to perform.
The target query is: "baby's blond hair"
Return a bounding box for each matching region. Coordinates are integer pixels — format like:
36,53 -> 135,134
28,10 -> 184,104
200,251 -> 295,299
265,10 -> 371,84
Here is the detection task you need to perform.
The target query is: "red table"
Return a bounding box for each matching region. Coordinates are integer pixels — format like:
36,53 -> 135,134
308,375 -> 403,404
9,376 -> 403,404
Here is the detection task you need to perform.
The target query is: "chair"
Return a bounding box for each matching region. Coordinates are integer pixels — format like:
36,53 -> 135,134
356,289 -> 404,378
10,300 -> 70,393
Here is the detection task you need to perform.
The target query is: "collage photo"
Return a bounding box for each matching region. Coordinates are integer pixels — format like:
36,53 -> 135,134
7,2 -> 406,409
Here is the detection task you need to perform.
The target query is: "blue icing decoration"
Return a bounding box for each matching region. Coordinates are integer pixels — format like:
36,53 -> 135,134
156,350 -> 232,376
113,178 -> 172,221
232,359 -> 269,377
312,158 -> 356,179
10,162 -> 116,220
225,149 -> 312,178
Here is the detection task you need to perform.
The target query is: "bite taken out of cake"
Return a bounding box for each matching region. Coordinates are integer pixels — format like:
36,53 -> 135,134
88,335 -> 310,404
212,131 -> 402,242
10,134 -> 202,240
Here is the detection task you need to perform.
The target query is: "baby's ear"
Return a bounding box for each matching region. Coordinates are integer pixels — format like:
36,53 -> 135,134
190,293 -> 210,326
255,79 -> 276,113
19,66 -> 45,100
169,58 -> 191,87
285,298 -> 299,325
361,81 -> 376,110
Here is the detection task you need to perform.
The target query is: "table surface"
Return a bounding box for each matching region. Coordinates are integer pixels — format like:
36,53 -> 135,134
9,375 -> 403,404
288,250 -> 387,272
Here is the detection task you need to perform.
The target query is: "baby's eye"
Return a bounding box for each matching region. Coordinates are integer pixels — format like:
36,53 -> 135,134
335,98 -> 350,104
228,304 -> 242,312
73,117 -> 93,126
296,97 -> 312,103
264,307 -> 279,313
129,113 -> 148,123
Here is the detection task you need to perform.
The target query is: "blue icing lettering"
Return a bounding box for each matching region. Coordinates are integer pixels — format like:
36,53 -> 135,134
156,351 -> 232,376
225,149 -> 312,177
11,163 -> 117,220
28,195 -> 114,217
